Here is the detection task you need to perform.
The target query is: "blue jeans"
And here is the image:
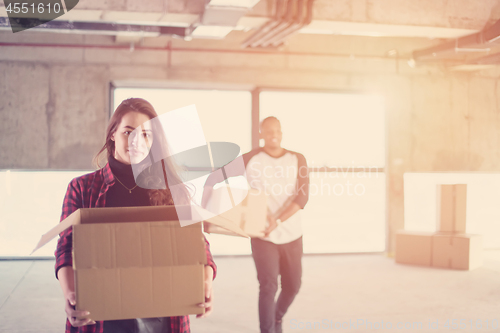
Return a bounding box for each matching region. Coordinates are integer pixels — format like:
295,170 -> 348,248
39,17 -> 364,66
251,237 -> 303,333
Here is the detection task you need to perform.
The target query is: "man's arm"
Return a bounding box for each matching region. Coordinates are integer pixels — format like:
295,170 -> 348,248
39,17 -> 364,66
264,202 -> 302,237
292,152 -> 309,209
276,202 -> 302,221
264,153 -> 309,236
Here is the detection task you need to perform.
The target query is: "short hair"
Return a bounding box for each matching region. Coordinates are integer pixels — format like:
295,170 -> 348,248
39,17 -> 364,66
260,116 -> 280,130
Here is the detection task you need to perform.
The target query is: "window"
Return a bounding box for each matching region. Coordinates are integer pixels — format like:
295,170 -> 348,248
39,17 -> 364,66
1,88 -> 386,257
114,88 -> 252,153
405,173 -> 500,249
0,170 -> 90,257
114,87 -> 253,255
260,91 -> 386,253
259,91 -> 385,167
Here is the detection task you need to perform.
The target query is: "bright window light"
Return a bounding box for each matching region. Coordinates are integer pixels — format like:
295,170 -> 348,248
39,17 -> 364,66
260,91 -> 386,253
114,88 -> 253,255
301,173 -> 386,253
405,172 -> 500,249
0,170 -> 91,257
114,88 -> 252,153
260,91 -> 385,167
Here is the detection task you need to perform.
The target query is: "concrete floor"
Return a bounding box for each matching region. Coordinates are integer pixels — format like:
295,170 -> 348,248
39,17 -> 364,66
1,252 -> 499,333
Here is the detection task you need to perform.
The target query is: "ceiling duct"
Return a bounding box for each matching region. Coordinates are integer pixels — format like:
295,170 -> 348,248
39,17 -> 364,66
470,52 -> 500,65
412,19 -> 500,66
192,0 -> 260,39
0,0 -> 262,40
240,0 -> 287,48
0,17 -> 187,37
241,0 -> 314,48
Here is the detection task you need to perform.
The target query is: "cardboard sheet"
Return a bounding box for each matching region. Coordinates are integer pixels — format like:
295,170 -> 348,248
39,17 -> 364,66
204,187 -> 267,238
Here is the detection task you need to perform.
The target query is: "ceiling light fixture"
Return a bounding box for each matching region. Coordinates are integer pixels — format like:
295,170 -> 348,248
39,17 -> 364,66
190,0 -> 260,39
208,0 -> 260,8
191,25 -> 234,38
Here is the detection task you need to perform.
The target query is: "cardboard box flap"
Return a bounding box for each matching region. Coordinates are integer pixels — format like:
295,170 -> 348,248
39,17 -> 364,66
73,221 -> 206,269
79,205 -> 191,224
204,215 -> 247,238
31,209 -> 81,254
32,206 -> 193,254
32,204 -> 247,255
190,205 -> 249,238
203,187 -> 266,238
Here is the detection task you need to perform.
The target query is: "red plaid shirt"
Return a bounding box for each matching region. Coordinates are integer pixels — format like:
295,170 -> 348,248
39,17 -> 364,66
55,163 -> 217,333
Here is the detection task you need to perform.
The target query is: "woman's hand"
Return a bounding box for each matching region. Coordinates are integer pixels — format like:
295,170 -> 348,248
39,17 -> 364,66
197,265 -> 214,318
65,291 -> 95,327
58,267 -> 94,327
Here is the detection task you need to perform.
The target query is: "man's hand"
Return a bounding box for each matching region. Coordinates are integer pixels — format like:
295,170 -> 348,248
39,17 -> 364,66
65,292 -> 95,327
197,265 -> 214,318
263,215 -> 278,237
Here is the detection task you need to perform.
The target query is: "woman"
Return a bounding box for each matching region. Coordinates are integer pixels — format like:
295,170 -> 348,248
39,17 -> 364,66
55,98 -> 216,333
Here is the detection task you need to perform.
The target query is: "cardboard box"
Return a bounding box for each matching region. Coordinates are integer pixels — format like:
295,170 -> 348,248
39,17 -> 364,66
436,184 -> 467,233
204,186 -> 267,238
395,231 -> 433,266
33,205 -> 246,321
432,233 -> 482,270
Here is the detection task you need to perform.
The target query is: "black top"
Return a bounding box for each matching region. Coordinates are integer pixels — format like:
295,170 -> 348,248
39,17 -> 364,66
104,156 -> 169,332
105,155 -> 150,208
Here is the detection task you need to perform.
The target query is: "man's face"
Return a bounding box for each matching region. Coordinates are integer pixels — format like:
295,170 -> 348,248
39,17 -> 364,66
260,118 -> 282,149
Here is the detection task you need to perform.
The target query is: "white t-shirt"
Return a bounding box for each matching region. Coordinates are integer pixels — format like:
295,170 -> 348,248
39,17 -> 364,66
245,148 -> 309,244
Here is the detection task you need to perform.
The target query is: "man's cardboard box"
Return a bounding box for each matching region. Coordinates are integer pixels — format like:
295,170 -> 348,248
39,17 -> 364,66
33,205 -> 247,321
395,231 -> 433,266
431,233 -> 482,270
436,184 -> 467,233
204,186 -> 267,238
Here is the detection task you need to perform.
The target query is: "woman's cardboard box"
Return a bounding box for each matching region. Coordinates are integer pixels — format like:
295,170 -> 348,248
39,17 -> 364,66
33,205 -> 246,321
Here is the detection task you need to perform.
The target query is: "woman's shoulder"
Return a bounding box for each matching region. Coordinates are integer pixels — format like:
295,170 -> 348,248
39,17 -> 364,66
68,165 -> 111,188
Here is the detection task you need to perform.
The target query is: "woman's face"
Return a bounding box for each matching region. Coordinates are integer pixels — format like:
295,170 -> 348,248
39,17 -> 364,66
111,111 -> 153,165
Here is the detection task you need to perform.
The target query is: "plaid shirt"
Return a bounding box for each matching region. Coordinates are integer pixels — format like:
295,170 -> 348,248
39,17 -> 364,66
55,163 -> 217,333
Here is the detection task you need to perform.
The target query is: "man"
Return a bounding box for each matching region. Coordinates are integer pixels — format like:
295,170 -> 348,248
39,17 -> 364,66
245,116 -> 309,333
202,116 -> 309,333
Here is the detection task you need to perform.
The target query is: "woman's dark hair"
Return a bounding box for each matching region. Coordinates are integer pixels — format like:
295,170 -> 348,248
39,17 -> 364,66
94,98 -> 191,206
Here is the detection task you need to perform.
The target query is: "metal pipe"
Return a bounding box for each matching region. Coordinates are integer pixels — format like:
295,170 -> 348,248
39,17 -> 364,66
0,41 -> 401,61
241,0 -> 315,48
241,0 -> 285,48
249,0 -> 295,48
270,0 -> 314,47
0,17 -> 187,37
261,0 -> 305,47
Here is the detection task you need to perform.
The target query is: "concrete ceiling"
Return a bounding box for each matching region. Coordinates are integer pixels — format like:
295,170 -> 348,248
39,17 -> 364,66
1,0 -> 500,69
1,0 -> 498,37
